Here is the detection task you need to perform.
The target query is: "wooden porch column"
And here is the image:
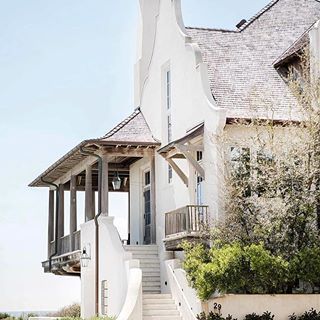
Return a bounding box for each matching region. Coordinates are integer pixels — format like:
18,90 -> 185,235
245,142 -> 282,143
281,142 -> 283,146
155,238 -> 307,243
47,189 -> 55,259
85,165 -> 94,221
58,184 -> 65,254
70,175 -> 77,251
150,155 -> 156,244
101,155 -> 109,215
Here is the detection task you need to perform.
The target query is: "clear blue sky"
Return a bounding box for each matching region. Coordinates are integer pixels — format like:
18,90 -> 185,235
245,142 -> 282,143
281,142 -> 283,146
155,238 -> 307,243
0,0 -> 270,312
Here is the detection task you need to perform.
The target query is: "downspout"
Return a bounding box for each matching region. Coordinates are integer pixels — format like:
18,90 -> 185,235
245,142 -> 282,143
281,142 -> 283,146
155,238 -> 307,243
40,177 -> 59,272
79,146 -> 103,316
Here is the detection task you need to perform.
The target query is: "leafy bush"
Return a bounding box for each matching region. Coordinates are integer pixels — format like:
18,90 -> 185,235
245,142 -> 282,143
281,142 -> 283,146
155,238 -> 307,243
0,314 -> 11,320
289,309 -> 320,320
48,303 -> 81,318
244,312 -> 274,320
290,247 -> 320,292
183,242 -> 289,300
196,312 -> 235,320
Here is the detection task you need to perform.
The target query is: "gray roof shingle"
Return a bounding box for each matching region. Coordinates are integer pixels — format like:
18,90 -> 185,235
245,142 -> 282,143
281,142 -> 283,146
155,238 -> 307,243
100,108 -> 159,144
187,0 -> 320,120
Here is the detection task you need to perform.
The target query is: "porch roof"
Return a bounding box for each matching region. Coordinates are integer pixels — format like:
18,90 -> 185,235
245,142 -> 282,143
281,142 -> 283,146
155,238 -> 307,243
29,109 -> 160,187
157,123 -> 204,156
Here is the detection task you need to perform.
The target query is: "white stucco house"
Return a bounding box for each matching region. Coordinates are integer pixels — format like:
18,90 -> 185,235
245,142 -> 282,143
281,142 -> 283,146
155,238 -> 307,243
29,0 -> 320,319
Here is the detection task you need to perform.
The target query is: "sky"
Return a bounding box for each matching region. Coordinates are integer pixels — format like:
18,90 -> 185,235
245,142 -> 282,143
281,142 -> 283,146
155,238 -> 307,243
0,0 -> 270,313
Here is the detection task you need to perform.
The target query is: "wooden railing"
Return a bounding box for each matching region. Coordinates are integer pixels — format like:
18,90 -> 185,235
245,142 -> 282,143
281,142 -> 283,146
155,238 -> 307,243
48,230 -> 81,258
165,205 -> 209,237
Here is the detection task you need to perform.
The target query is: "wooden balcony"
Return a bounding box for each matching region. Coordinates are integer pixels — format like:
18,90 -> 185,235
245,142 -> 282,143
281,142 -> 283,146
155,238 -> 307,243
164,205 -> 209,251
43,230 -> 81,275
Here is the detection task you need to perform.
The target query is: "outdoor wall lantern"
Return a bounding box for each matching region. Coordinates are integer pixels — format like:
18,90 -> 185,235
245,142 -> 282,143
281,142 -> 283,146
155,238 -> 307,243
80,244 -> 91,268
112,172 -> 121,191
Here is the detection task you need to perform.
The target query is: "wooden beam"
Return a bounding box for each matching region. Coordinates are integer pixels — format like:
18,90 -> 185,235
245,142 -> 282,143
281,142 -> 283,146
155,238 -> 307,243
85,165 -> 94,221
58,184 -> 65,254
176,144 -> 205,179
150,155 -> 156,244
48,190 -> 55,259
69,175 -> 77,251
102,147 -> 154,158
167,158 -> 189,187
101,155 -> 109,215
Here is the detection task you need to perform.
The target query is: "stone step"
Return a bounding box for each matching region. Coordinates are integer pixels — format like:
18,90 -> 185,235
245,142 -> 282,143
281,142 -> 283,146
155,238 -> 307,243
143,275 -> 160,282
143,317 -> 181,320
143,298 -> 174,305
144,304 -> 177,310
124,245 -> 158,252
143,294 -> 172,299
141,268 -> 160,274
143,309 -> 180,316
131,254 -> 160,259
140,262 -> 160,268
143,281 -> 161,287
132,255 -> 160,263
143,288 -> 161,293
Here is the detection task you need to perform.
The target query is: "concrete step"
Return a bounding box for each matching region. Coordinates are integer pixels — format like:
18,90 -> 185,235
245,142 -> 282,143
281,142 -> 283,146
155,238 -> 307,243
124,245 -> 158,252
143,276 -> 160,282
144,304 -> 177,310
143,281 -> 161,287
143,288 -> 161,293
141,268 -> 160,274
143,298 -> 174,305
132,253 -> 160,263
143,309 -> 180,316
143,317 -> 181,320
143,294 -> 172,299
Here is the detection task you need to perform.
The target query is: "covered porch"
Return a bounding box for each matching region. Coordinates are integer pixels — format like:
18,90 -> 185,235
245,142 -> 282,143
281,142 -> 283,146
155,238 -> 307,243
158,123 -> 210,250
29,109 -> 160,275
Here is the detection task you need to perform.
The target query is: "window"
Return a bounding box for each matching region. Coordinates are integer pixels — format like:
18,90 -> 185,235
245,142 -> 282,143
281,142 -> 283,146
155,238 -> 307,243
145,171 -> 151,186
166,70 -> 171,110
165,69 -> 172,143
197,151 -> 203,162
167,115 -> 172,143
168,164 -> 173,184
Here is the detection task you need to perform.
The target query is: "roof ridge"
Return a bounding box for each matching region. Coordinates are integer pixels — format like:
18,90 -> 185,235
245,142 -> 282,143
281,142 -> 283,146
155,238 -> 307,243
186,26 -> 238,33
273,22 -> 314,66
102,108 -> 141,139
238,0 -> 280,31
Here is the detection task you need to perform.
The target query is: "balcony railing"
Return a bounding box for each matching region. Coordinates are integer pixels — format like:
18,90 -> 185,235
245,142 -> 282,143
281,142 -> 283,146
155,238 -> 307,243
165,205 -> 209,237
48,230 -> 81,257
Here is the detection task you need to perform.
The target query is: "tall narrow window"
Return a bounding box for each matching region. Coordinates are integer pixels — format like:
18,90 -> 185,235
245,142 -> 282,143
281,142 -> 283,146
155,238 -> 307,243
166,69 -> 172,142
168,164 -> 173,184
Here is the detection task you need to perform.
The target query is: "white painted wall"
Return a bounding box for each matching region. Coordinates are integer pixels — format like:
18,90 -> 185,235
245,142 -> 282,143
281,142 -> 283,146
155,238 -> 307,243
134,0 -> 226,261
205,295 -> 320,320
80,220 -> 96,319
80,217 -> 133,319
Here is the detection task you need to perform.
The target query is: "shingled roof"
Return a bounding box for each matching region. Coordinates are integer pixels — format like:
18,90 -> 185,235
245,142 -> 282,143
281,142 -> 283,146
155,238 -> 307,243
29,109 -> 159,187
100,108 -> 159,145
187,0 -> 320,120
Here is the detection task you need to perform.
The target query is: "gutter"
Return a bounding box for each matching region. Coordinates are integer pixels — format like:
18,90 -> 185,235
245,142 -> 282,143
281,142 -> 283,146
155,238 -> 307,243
79,146 -> 103,316
40,177 -> 59,272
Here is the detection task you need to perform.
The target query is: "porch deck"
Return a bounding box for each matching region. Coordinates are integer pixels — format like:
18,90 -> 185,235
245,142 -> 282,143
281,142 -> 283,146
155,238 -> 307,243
163,205 -> 209,251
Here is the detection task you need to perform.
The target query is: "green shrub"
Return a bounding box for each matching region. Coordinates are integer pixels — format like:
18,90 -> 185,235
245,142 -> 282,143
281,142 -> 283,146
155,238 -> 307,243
49,304 -> 81,318
183,242 -> 289,300
0,313 -> 11,320
290,247 -> 320,292
289,309 -> 320,320
196,312 -> 235,320
244,312 -> 274,320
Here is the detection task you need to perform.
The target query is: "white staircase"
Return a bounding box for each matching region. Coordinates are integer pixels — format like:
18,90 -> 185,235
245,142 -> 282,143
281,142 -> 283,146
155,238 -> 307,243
124,245 -> 182,319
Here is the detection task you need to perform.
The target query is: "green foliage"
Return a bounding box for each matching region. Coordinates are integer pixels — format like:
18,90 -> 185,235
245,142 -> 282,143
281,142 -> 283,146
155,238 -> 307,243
244,312 -> 274,320
196,312 -> 235,320
50,304 -> 81,318
290,247 -> 320,292
289,309 -> 320,320
183,242 -> 289,300
0,314 -> 11,320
